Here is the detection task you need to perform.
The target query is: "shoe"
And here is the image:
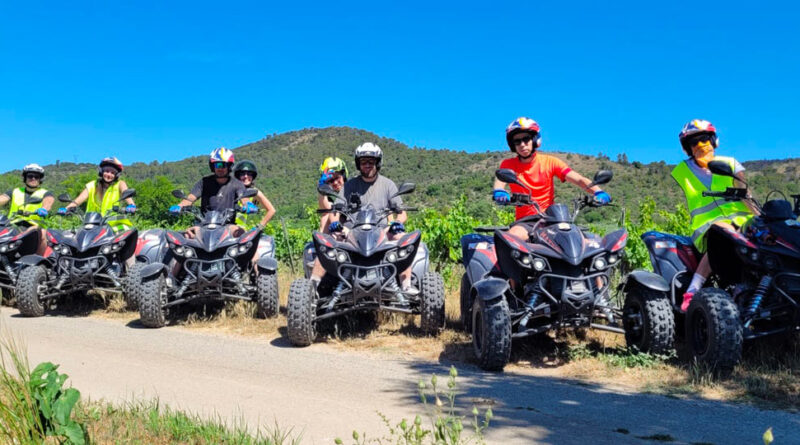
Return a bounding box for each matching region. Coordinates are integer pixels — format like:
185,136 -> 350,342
681,291 -> 694,312
402,284 -> 420,297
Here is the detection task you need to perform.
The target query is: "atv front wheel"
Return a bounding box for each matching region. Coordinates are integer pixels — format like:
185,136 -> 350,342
16,265 -> 47,317
685,288 -> 743,373
459,272 -> 472,333
287,278 -> 318,346
122,262 -> 145,310
472,297 -> 512,371
138,273 -> 168,328
420,272 -> 445,335
256,272 -> 279,318
623,284 -> 675,354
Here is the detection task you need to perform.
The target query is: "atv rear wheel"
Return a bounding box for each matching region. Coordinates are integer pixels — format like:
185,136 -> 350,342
685,288 -> 742,373
420,271 -> 445,335
287,278 -> 318,346
256,272 -> 279,318
16,265 -> 47,317
472,297 -> 512,371
623,284 -> 675,354
138,273 -> 168,328
459,272 -> 472,333
122,262 -> 145,310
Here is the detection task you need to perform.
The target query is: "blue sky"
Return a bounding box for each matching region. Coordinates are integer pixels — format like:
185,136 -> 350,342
1,1 -> 798,172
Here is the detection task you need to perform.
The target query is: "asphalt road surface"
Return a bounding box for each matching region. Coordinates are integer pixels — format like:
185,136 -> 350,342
1,307 -> 797,444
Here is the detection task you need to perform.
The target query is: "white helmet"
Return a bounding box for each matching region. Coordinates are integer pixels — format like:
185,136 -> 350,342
22,163 -> 45,180
354,142 -> 383,170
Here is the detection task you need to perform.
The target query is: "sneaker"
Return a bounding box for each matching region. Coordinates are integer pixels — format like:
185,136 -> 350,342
680,291 -> 694,312
402,284 -> 420,297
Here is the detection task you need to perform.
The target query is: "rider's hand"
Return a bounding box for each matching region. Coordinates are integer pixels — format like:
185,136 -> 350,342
318,171 -> 333,187
36,208 -> 49,217
594,190 -> 611,205
57,207 -> 68,215
389,222 -> 405,234
169,205 -> 183,215
329,221 -> 343,232
125,204 -> 137,214
242,202 -> 258,214
493,189 -> 511,203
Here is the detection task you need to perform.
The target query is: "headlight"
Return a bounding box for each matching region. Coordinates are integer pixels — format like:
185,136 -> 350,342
593,257 -> 607,270
58,245 -> 71,255
102,245 -> 111,254
398,247 -> 412,259
325,249 -> 336,259
386,251 -> 398,263
532,258 -> 547,271
336,251 -> 349,263
608,254 -> 618,265
184,247 -> 195,258
0,245 -> 7,253
227,246 -> 240,257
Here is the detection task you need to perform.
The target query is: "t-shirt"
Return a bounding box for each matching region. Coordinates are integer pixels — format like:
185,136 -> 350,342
499,153 -> 572,220
339,175 -> 403,223
189,175 -> 247,216
686,158 -> 745,189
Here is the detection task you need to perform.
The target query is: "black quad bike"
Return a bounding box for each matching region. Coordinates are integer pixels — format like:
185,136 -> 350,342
622,160 -> 800,371
133,189 -> 279,328
287,182 -> 445,346
14,189 -> 139,317
0,196 -> 47,303
460,169 -> 628,371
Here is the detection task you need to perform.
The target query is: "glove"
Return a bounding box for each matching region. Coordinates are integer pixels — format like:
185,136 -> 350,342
389,222 -> 405,234
36,208 -> 49,217
242,202 -> 258,214
594,190 -> 611,205
169,205 -> 182,215
328,221 -> 343,232
125,204 -> 137,214
493,189 -> 511,203
318,171 -> 333,187
57,207 -> 68,215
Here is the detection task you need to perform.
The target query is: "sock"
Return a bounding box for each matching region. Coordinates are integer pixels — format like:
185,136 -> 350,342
686,273 -> 706,294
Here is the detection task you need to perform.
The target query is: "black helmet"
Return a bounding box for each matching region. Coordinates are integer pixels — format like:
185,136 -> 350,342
234,160 -> 258,180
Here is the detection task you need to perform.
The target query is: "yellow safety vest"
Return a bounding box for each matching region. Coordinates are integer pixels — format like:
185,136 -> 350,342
8,188 -> 49,227
86,180 -> 131,232
671,156 -> 752,252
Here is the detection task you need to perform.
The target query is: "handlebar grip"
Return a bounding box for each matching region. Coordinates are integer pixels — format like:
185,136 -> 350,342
702,191 -> 725,198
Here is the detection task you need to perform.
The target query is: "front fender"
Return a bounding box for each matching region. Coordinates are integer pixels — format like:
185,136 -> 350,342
140,263 -> 166,280
17,255 -> 49,267
623,270 -> 670,293
257,255 -> 278,273
473,277 -> 509,303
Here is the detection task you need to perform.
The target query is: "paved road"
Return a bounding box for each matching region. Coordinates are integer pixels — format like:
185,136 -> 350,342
1,307 -> 797,444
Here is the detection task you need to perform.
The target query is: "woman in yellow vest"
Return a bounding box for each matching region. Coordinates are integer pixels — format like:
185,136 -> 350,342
61,157 -> 136,232
671,120 -> 758,311
0,164 -> 54,255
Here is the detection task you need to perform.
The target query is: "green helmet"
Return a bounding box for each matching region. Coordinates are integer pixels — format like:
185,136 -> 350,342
320,157 -> 348,179
234,160 -> 258,180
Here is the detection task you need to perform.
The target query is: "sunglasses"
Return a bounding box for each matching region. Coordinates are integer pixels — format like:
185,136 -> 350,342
238,171 -> 254,177
24,174 -> 42,181
359,159 -> 377,165
513,135 -> 533,145
687,134 -> 714,146
211,162 -> 228,169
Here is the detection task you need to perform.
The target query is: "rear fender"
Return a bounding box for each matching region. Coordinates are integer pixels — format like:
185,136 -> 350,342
410,241 -> 430,282
257,255 -> 278,273
140,263 -> 166,280
113,228 -> 139,262
396,230 -> 422,272
474,277 -> 509,303
623,270 -> 670,293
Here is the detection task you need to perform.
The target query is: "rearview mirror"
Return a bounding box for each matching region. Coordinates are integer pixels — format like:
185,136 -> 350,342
392,182 -> 416,198
120,188 -> 136,201
495,169 -> 520,185
172,189 -> 186,200
317,184 -> 340,200
590,170 -> 613,187
58,193 -> 72,203
708,160 -> 734,177
238,188 -> 258,200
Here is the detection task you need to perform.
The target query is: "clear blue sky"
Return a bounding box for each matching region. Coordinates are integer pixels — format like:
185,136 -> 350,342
1,1 -> 798,173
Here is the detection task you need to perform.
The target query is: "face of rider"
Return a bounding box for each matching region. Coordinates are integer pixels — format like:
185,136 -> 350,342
238,171 -> 254,186
24,173 -> 42,190
688,134 -> 716,168
358,157 -> 378,179
328,171 -> 345,191
101,167 -> 118,183
512,133 -> 535,159
213,163 -> 230,179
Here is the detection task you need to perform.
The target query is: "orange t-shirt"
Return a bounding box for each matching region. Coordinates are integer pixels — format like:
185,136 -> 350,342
499,154 -> 572,220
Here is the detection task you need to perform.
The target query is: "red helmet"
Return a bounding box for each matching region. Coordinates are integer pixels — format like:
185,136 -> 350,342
505,117 -> 542,152
679,119 -> 718,155
209,147 -> 235,172
98,157 -> 123,180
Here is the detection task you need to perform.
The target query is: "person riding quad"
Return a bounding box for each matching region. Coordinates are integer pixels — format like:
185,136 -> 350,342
233,159 -> 276,231
317,157 -> 348,233
170,147 -> 252,238
671,119 -> 758,311
61,157 -> 135,233
493,117 -> 611,241
0,163 -> 54,255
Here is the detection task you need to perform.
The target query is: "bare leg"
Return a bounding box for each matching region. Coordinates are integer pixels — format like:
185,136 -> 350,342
508,224 -> 530,241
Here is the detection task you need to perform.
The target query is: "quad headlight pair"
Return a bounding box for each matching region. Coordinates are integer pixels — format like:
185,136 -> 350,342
101,241 -> 125,255
171,244 -> 196,258
0,240 -> 22,253
319,245 -> 350,263
227,241 -> 253,258
384,246 -> 413,263
512,250 -> 548,271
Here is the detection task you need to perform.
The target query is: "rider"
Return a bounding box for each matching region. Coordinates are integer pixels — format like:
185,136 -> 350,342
170,147 -> 251,238
233,159 -> 276,231
317,157 -> 348,233
493,117 -> 611,241
671,119 -> 757,311
0,163 -> 54,255
61,157 -> 135,233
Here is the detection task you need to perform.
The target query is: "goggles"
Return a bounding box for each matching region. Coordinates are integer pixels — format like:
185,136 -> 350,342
513,135 -> 534,145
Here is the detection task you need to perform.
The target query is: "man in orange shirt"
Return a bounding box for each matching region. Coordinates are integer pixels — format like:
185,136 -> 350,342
493,117 -> 611,241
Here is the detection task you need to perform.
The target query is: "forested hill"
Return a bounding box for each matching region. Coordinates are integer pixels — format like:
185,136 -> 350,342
2,127 -> 799,221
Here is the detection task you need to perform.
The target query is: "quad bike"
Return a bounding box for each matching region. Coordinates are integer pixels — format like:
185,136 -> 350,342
0,196 -> 47,303
460,169 -> 627,371
14,189 -> 139,317
134,188 -> 279,328
287,182 -> 445,346
622,160 -> 800,372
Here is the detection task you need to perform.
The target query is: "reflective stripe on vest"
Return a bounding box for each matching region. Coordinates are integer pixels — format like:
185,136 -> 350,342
8,187 -> 48,226
671,156 -> 752,249
86,180 -> 131,232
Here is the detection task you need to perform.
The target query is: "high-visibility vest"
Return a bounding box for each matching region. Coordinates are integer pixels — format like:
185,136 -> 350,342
235,187 -> 262,230
671,156 -> 752,252
8,187 -> 49,227
86,180 -> 131,232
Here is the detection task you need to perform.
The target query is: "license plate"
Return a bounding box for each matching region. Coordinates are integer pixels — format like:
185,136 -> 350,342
570,281 -> 588,293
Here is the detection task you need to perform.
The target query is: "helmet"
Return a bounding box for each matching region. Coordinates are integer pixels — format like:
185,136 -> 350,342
319,157 -> 348,179
679,119 -> 718,155
234,159 -> 258,180
22,163 -> 45,181
98,157 -> 124,180
209,147 -> 235,172
505,117 -> 542,152
354,143 -> 383,171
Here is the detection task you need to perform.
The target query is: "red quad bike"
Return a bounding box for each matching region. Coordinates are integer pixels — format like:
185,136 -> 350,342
287,182 -> 445,346
460,169 -> 627,371
134,188 -> 279,328
0,195 -> 48,303
14,189 -> 139,317
622,160 -> 800,372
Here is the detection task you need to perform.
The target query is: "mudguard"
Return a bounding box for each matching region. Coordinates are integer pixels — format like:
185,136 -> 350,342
257,255 -> 278,273
302,241 -> 315,278
624,270 -> 670,293
410,241 -> 430,282
17,255 -> 49,267
140,262 -> 166,279
474,277 -> 509,302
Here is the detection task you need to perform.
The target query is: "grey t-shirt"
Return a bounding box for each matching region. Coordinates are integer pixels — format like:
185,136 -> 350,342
340,175 -> 402,212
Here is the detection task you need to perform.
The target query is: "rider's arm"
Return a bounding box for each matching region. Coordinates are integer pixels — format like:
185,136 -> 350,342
256,190 -> 276,227
41,195 -> 55,211
565,170 -> 601,194
118,180 -> 135,205
68,187 -> 90,209
493,178 -> 507,191
394,210 -> 408,224
179,195 -> 196,208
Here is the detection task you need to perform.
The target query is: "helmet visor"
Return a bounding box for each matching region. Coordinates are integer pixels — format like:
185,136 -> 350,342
684,133 -> 714,147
